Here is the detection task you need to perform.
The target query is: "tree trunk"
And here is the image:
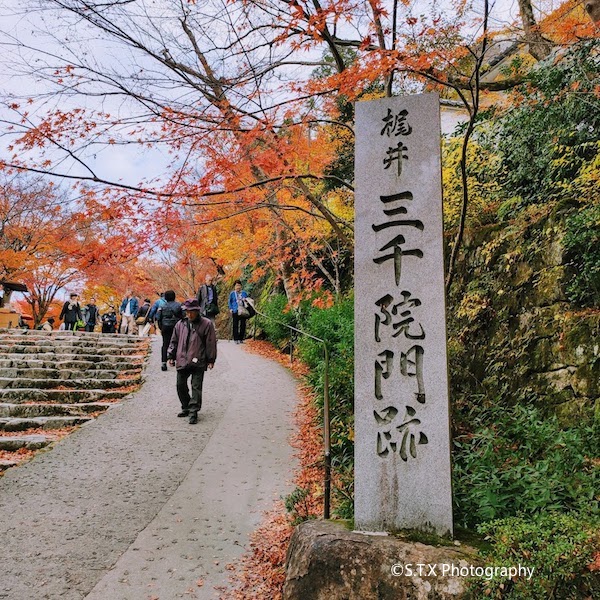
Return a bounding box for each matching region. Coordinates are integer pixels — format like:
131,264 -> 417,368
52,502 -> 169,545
517,0 -> 553,60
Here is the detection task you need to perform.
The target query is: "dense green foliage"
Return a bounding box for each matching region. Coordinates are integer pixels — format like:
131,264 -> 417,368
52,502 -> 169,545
446,40 -> 600,598
260,293 -> 355,518
471,511 -> 600,599
295,297 -> 355,517
485,40 -> 600,206
258,294 -> 297,347
453,404 -> 599,527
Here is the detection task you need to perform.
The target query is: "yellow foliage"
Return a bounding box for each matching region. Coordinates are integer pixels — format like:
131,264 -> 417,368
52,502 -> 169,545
442,137 -> 503,228
569,141 -> 600,204
325,189 -> 354,222
456,292 -> 491,321
83,284 -> 121,311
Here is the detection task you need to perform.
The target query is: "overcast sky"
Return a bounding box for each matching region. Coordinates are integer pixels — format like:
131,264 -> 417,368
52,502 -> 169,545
0,0 -> 549,190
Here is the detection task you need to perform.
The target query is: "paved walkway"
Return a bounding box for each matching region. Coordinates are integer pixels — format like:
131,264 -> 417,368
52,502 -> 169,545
0,337 -> 299,600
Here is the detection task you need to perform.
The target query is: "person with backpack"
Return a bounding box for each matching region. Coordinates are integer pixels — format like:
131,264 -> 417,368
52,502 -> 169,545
156,289 -> 182,371
147,292 -> 167,329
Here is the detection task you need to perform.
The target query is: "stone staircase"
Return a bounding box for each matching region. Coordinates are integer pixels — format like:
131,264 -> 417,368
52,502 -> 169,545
0,329 -> 150,472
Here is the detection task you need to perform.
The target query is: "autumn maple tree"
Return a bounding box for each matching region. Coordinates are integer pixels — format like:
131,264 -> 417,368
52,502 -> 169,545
0,0 -> 598,298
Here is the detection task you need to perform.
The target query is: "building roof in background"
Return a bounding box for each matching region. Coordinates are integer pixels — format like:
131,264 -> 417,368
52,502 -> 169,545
0,281 -> 28,292
481,0 -> 598,86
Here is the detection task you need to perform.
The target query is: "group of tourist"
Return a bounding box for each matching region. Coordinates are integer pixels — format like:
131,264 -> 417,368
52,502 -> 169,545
156,275 -> 253,368
48,275 -> 253,342
54,294 -> 122,333
44,275 -> 254,426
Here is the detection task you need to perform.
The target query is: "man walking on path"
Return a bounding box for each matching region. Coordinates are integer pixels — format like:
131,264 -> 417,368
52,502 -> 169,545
197,273 -> 219,324
120,290 -> 139,334
168,298 -> 216,424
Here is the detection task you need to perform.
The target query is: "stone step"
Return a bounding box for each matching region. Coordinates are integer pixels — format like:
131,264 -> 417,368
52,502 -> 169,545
0,435 -> 49,450
0,336 -> 148,349
0,353 -> 146,365
0,416 -> 93,431
0,335 -> 147,346
0,459 -> 18,471
0,354 -> 146,371
0,367 -> 141,380
0,402 -> 113,418
0,330 -> 146,340
1,328 -> 139,338
0,375 -> 142,390
0,344 -> 146,356
0,388 -> 132,404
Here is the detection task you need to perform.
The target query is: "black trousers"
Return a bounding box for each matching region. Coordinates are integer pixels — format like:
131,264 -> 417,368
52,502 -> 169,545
65,321 -> 76,331
176,367 -> 205,413
161,326 -> 175,363
232,312 -> 247,341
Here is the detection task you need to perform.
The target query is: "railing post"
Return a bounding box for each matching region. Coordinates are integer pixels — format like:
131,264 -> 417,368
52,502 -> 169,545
323,342 -> 331,519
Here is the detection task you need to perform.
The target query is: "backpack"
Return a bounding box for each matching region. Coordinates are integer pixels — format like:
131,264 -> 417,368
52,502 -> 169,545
159,302 -> 180,328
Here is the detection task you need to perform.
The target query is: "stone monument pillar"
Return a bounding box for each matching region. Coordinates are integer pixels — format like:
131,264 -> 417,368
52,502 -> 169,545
354,93 -> 453,537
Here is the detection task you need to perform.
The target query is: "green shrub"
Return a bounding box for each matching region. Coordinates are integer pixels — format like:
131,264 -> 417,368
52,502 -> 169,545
453,404 -> 599,528
284,487 -> 315,526
470,510 -> 600,599
296,296 -> 355,518
259,294 -> 297,346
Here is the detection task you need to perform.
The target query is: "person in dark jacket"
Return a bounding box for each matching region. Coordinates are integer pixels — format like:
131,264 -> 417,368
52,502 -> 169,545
84,297 -> 100,332
59,293 -> 82,331
157,290 -> 182,371
101,306 -> 118,333
167,298 -> 217,424
197,274 -> 219,324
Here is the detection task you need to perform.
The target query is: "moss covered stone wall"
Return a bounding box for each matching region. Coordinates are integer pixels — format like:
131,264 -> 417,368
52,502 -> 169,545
448,202 -> 599,423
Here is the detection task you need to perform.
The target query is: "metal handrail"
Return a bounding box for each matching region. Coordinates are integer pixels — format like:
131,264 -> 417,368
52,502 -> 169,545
251,306 -> 332,519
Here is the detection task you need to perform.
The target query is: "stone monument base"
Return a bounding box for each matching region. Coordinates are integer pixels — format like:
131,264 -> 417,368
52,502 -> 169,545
283,520 -> 479,600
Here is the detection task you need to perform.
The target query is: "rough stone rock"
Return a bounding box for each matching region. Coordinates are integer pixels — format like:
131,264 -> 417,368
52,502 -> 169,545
284,520 -> 478,600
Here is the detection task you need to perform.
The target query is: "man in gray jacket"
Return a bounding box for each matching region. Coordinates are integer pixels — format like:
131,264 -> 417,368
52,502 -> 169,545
167,298 -> 217,424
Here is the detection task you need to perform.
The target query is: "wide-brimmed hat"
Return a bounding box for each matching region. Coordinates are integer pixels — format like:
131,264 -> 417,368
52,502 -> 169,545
181,298 -> 201,311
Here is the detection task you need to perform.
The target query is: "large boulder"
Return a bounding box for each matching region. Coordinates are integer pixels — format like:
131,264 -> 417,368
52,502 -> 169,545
284,520 -> 479,600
